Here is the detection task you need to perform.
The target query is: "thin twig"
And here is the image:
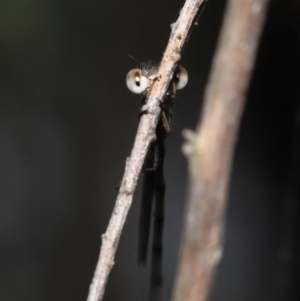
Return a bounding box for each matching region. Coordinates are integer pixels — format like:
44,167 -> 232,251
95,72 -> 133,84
172,1 -> 270,301
86,1 -> 206,301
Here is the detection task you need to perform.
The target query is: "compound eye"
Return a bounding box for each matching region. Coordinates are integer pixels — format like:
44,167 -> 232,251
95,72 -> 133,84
126,68 -> 148,94
174,65 -> 188,90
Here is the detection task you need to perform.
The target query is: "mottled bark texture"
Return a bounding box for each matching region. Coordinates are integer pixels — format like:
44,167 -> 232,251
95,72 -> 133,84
172,1 -> 270,301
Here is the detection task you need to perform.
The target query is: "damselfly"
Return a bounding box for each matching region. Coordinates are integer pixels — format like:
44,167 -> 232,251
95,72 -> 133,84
126,62 -> 188,300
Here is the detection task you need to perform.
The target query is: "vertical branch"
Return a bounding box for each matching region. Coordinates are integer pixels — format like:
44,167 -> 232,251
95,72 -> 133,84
86,1 -> 205,301
172,1 -> 270,301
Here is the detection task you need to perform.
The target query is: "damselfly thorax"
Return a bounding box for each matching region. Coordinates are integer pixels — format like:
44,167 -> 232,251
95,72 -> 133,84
127,63 -> 187,136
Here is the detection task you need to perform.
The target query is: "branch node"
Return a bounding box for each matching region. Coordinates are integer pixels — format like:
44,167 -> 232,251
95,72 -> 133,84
119,186 -> 133,196
141,104 -> 149,114
181,128 -> 197,157
171,52 -> 181,63
101,234 -> 108,242
150,133 -> 157,143
108,262 -> 115,269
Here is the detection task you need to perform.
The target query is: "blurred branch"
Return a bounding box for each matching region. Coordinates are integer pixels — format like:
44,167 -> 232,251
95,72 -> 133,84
172,1 -> 270,301
86,1 -> 206,301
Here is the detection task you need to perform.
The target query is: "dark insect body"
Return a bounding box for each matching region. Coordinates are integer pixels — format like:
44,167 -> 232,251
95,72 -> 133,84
126,63 -> 188,299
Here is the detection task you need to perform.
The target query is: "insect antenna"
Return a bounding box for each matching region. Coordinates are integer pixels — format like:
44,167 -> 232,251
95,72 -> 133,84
127,55 -> 142,68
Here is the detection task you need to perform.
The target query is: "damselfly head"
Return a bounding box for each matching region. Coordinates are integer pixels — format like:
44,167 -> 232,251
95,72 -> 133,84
126,65 -> 188,94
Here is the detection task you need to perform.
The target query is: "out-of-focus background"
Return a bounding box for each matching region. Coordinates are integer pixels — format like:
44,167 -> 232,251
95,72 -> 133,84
0,0 -> 299,300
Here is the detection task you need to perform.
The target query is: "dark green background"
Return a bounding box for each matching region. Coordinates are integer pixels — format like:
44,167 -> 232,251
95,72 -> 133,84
0,0 -> 299,300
